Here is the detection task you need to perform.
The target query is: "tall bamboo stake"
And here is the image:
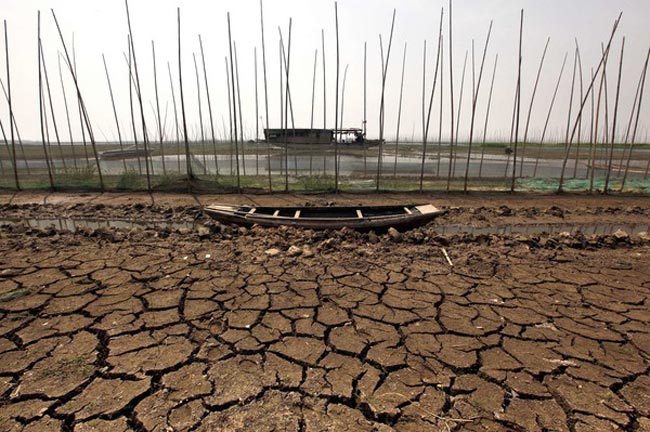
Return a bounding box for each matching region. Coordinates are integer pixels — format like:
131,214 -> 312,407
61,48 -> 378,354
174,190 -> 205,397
40,39 -> 67,173
363,41 -> 367,177
124,0 -> 151,189
421,8 -> 444,190
479,54 -> 498,178
309,48 -> 318,176
199,35 -> 219,176
56,55 -> 77,171
72,37 -> 90,167
126,42 -> 142,174
341,64 -> 350,144
394,43 -> 407,178
225,57 -> 233,176
177,8 -> 193,179
558,13 -> 622,192
255,46 -> 260,176
604,37 -> 624,193
322,29 -> 327,176
622,47 -> 649,188
421,40 -> 427,145
600,44 -> 611,169
51,10 -> 104,190
152,41 -> 166,175
446,0 -> 455,191
335,3 -> 341,192
452,50 -> 468,177
519,36 -> 550,177
227,12 -> 241,191
167,62 -> 181,173
564,45 -> 578,178
574,41 -> 584,178
510,9 -> 523,193
437,34 -> 444,178
234,42 -> 246,177
278,40 -> 284,180
0,77 -> 30,174
102,54 -> 127,172
618,49 -> 644,176
259,0 -> 271,191
375,9 -> 396,192
4,20 -> 19,189
463,21 -> 493,192
533,52 -> 568,177
192,53 -> 207,175
37,13 -> 54,188
590,48 -> 610,192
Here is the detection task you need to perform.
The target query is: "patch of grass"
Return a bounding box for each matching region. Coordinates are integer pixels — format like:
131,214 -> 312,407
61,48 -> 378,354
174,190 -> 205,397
116,169 -> 145,190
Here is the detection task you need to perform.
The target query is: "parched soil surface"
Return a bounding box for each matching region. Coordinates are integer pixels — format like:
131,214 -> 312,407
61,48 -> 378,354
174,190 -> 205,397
1,192 -> 650,431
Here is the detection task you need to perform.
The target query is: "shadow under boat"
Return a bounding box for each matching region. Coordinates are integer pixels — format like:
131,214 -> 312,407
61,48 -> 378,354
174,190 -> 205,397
203,203 -> 445,231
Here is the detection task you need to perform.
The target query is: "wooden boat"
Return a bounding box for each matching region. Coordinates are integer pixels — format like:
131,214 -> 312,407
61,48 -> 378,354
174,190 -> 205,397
100,147 -> 150,160
204,203 -> 445,230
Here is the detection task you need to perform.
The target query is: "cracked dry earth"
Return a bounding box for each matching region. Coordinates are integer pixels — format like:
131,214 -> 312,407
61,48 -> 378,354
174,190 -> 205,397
0,224 -> 649,431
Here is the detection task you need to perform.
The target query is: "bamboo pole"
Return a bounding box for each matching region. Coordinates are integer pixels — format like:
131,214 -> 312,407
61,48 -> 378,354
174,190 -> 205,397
51,10 -> 104,190
558,13 -> 622,192
363,41 -> 367,177
622,47 -> 649,188
199,35 -> 219,176
255,46 -> 260,176
533,53 -> 568,177
40,39 -> 67,174
421,40 -> 427,146
604,37 -> 624,193
152,41 -> 166,175
72,37 -> 90,167
309,48 -> 318,176
192,53 -> 207,175
375,9 -> 396,192
590,48 -> 610,193
322,29 -> 327,177
601,44 -> 611,170
335,3 -> 341,192
5,21 -> 19,189
234,42 -> 246,177
421,8 -> 444,190
564,46 -> 578,173
225,57 -> 233,177
479,54 -> 498,178
124,0 -> 151,189
446,0 -> 454,191
519,37 -> 550,177
341,64 -> 350,143
510,9 -> 523,193
437,34 -> 444,178
618,49 -> 644,177
126,42 -> 142,175
574,41 -> 584,178
463,21 -> 493,192
166,62 -> 181,173
102,54 -> 127,173
37,13 -> 54,188
452,50 -> 468,177
177,8 -> 193,180
227,12 -> 241,191
56,54 -> 77,172
0,77 -> 30,175
259,0 -> 271,191
394,43 -> 407,178
278,40 -> 284,181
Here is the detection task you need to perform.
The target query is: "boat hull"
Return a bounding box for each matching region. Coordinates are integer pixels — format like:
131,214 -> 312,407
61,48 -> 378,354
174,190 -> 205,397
204,204 -> 444,231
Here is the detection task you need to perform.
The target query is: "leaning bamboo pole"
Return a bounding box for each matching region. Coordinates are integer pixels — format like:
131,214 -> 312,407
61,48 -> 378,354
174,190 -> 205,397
622,47 -> 649,188
225,57 -> 234,177
227,12 -> 241,191
446,0 -> 455,191
125,43 -> 142,175
199,35 -> 219,176
452,50 -> 468,177
604,37 -> 624,193
40,40 -> 67,174
478,54 -> 498,178
72,37 -> 90,167
4,20 -> 19,189
463,21 -> 493,192
124,0 -> 151,189
618,49 -> 645,177
192,53 -> 207,175
309,48 -> 318,176
152,41 -> 166,175
533,53 -> 568,177
420,8 -> 444,190
510,9 -> 523,193
557,13 -> 622,192
259,0 -> 272,191
166,62 -> 181,173
600,44 -> 611,171
58,55 -> 77,170
437,34 -> 444,178
177,8 -> 193,180
37,13 -> 53,188
519,37 -> 550,177
102,54 -> 127,172
394,43 -> 407,178
234,42 -> 246,177
278,40 -> 284,181
375,9 -> 396,192
51,10 -> 104,190
0,77 -> 30,175
590,48 -> 610,193
564,46 -> 578,173
573,41 -> 585,178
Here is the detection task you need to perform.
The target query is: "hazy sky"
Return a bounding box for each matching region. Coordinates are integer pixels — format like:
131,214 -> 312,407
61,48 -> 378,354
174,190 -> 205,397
2,0 -> 649,143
